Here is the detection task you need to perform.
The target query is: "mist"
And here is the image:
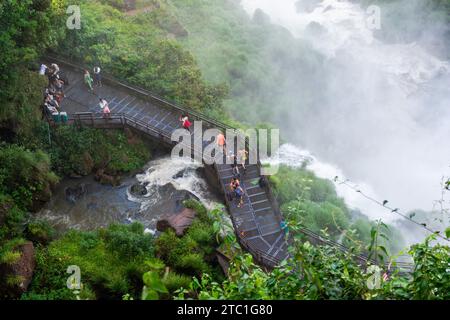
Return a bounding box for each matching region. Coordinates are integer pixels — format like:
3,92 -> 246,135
239,0 -> 450,238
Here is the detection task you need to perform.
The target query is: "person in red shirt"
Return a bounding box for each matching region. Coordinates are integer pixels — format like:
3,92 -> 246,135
180,114 -> 192,132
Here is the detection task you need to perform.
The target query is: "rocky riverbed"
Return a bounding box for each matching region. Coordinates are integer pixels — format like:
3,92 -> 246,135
34,156 -> 222,234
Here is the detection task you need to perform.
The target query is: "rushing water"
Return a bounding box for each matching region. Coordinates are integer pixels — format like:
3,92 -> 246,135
242,0 -> 450,243
35,156 -> 221,234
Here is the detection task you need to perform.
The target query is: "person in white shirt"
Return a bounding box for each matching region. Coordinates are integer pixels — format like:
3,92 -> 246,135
39,64 -> 48,75
50,63 -> 60,76
99,98 -> 108,111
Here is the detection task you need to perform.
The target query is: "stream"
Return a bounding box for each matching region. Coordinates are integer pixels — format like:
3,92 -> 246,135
35,155 -> 222,234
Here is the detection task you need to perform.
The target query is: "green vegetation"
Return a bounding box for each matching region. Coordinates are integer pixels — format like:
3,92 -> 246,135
1,0 -> 449,301
23,222 -> 154,300
155,200 -> 221,278
22,201 -> 220,300
47,126 -> 150,176
168,0 -> 324,125
271,166 -> 405,255
59,0 -> 228,113
0,145 -> 58,211
180,235 -> 450,300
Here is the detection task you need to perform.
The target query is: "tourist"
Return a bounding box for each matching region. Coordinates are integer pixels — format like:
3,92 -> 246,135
45,95 -> 60,110
99,98 -> 109,112
216,131 -> 226,155
39,64 -> 48,76
238,148 -> 249,173
50,63 -> 60,76
235,185 -> 245,208
103,102 -> 111,119
229,152 -> 240,177
227,178 -> 239,202
54,78 -> 64,93
93,66 -> 102,87
180,114 -> 192,131
84,70 -> 94,92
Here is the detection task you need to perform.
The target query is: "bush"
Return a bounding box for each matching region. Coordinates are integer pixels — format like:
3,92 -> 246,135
163,272 -> 192,294
48,126 -> 151,176
104,222 -> 154,259
0,194 -> 28,241
0,144 -> 58,210
26,220 -> 56,245
179,253 -> 210,275
25,223 -> 154,300
155,216 -> 215,277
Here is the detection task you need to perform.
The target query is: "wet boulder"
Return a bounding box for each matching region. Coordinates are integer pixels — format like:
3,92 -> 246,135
65,183 -> 87,203
156,207 -> 197,237
95,169 -> 121,186
130,183 -> 148,196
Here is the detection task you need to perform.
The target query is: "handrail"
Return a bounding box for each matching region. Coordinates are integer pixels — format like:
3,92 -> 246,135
44,53 -> 233,132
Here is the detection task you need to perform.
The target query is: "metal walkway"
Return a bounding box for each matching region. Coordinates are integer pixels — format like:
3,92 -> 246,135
44,56 -> 289,268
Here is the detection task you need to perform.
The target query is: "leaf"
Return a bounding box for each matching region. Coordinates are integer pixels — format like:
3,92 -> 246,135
378,245 -> 389,257
142,287 -> 159,300
143,271 -> 168,294
382,200 -> 389,206
145,258 -> 165,270
445,227 -> 450,239
379,233 -> 389,241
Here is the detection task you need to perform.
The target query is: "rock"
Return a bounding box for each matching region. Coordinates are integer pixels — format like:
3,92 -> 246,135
174,192 -> 200,212
65,183 -> 87,203
82,152 -> 95,174
172,168 -> 195,180
0,242 -> 36,296
130,183 -> 148,196
156,207 -> 197,236
95,169 -> 121,186
30,184 -> 53,212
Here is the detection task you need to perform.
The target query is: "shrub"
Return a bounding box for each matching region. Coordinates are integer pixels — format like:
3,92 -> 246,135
26,220 -> 56,245
179,253 -> 210,275
163,272 -> 192,294
25,223 -> 154,300
0,145 -> 58,210
104,222 -> 154,259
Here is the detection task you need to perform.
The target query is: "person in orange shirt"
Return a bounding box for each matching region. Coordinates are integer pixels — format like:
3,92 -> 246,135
217,132 -> 226,155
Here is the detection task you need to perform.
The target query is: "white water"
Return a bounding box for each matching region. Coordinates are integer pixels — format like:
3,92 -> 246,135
242,0 -> 450,236
129,156 -> 220,212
